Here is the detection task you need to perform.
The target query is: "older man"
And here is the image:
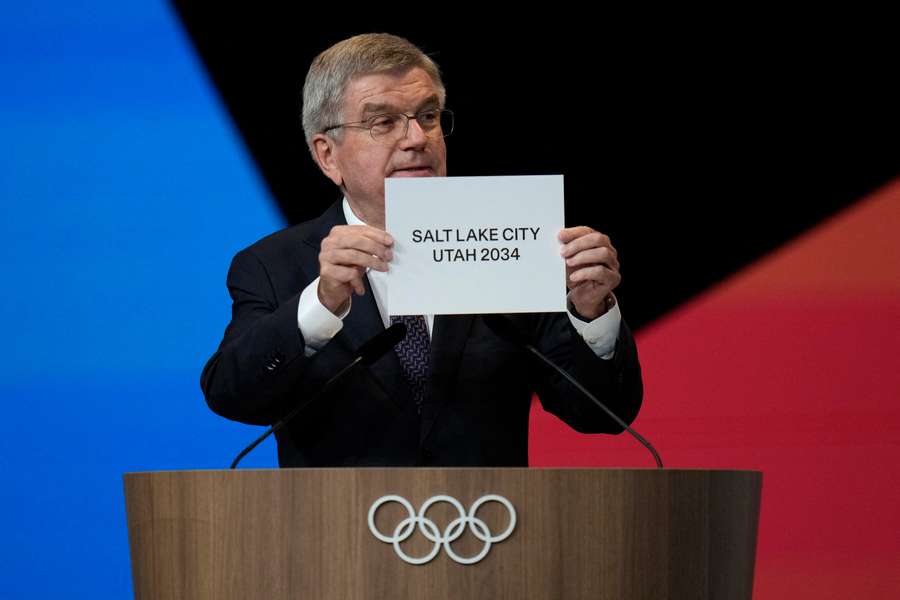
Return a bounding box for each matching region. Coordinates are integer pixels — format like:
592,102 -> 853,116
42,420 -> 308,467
201,33 -> 643,467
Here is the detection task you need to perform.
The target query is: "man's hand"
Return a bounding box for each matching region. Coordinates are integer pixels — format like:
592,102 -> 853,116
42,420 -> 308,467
318,225 -> 393,315
558,226 -> 621,320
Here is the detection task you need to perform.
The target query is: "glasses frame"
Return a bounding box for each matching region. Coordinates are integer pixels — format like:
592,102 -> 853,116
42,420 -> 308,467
321,108 -> 454,144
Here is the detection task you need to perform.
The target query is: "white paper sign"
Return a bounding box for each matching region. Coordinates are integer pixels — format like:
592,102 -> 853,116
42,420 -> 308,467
385,175 -> 566,315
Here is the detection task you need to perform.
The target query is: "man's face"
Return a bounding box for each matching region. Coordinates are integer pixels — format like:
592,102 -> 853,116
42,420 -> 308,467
313,67 -> 448,225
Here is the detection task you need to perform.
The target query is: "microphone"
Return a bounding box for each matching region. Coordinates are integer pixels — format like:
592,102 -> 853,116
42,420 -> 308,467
229,322 -> 407,468
356,321 -> 408,366
483,314 -> 663,468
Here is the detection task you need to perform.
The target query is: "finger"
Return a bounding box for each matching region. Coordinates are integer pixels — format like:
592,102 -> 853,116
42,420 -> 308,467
559,231 -> 612,258
320,263 -> 365,285
351,271 -> 366,296
565,247 -> 619,271
322,248 -> 389,272
558,227 -> 618,258
322,233 -> 393,261
557,226 -> 594,244
333,225 -> 394,247
360,226 -> 394,247
320,264 -> 367,298
568,264 -> 622,287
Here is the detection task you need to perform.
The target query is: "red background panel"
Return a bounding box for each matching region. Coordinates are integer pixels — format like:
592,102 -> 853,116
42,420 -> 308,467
530,180 -> 900,597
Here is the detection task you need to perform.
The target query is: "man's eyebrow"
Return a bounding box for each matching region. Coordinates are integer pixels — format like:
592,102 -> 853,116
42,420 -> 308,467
359,95 -> 441,117
360,102 -> 396,117
415,95 -> 441,111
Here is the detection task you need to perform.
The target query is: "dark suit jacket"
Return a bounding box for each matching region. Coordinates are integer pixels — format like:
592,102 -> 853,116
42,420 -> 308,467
201,202 -> 643,467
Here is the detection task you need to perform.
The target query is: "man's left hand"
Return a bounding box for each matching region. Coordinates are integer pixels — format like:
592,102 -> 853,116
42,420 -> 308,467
558,226 -> 621,320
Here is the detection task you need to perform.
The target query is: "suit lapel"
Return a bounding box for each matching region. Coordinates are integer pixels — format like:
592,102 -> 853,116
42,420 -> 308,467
421,313 -> 475,442
336,278 -> 407,409
306,201 -> 406,409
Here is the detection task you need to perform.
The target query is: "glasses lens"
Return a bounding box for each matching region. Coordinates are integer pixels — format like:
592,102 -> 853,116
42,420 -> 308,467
369,110 -> 453,144
440,110 -> 454,137
369,114 -> 403,142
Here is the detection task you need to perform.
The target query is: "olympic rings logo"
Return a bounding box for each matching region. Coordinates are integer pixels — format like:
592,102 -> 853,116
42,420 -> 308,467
367,494 -> 517,565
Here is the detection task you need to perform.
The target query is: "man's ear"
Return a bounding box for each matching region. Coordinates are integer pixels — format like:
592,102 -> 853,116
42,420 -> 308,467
311,133 -> 343,187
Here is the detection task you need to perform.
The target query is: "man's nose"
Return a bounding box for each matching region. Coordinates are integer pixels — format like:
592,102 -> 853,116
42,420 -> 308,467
399,116 -> 429,148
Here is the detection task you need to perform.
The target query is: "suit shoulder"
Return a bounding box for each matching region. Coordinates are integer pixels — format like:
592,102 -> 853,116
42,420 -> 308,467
235,203 -> 341,265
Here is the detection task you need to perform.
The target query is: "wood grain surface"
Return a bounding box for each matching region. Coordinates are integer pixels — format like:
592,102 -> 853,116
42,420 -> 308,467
124,468 -> 761,599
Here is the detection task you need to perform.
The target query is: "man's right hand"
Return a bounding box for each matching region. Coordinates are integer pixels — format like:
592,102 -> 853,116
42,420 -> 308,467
317,225 -> 394,315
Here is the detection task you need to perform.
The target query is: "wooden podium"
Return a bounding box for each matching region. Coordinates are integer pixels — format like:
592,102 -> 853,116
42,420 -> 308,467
124,468 -> 761,599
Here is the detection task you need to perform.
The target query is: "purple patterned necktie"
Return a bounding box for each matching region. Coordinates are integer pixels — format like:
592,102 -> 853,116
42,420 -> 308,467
390,315 -> 431,413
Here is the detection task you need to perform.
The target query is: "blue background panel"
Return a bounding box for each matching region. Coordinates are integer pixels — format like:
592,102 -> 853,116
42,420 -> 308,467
1,2 -> 284,597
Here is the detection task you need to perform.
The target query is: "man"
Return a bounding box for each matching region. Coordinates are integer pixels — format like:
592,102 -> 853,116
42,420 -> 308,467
201,33 -> 643,467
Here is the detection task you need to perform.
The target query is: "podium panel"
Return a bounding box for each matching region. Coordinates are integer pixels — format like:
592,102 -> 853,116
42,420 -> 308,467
124,468 -> 761,599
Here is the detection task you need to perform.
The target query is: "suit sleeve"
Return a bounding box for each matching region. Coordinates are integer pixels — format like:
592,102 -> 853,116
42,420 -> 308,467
200,248 -> 313,425
528,312 -> 643,434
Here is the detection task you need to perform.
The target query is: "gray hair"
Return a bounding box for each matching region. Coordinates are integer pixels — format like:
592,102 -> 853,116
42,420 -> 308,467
301,33 -> 445,153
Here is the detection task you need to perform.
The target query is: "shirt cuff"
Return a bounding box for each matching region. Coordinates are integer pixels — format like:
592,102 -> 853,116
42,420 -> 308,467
566,294 -> 622,360
298,277 -> 349,357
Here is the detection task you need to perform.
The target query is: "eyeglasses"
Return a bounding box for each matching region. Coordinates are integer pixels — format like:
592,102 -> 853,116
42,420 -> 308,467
322,108 -> 454,144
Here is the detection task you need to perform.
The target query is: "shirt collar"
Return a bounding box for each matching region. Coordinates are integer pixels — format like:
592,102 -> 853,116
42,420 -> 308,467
342,197 -> 366,227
